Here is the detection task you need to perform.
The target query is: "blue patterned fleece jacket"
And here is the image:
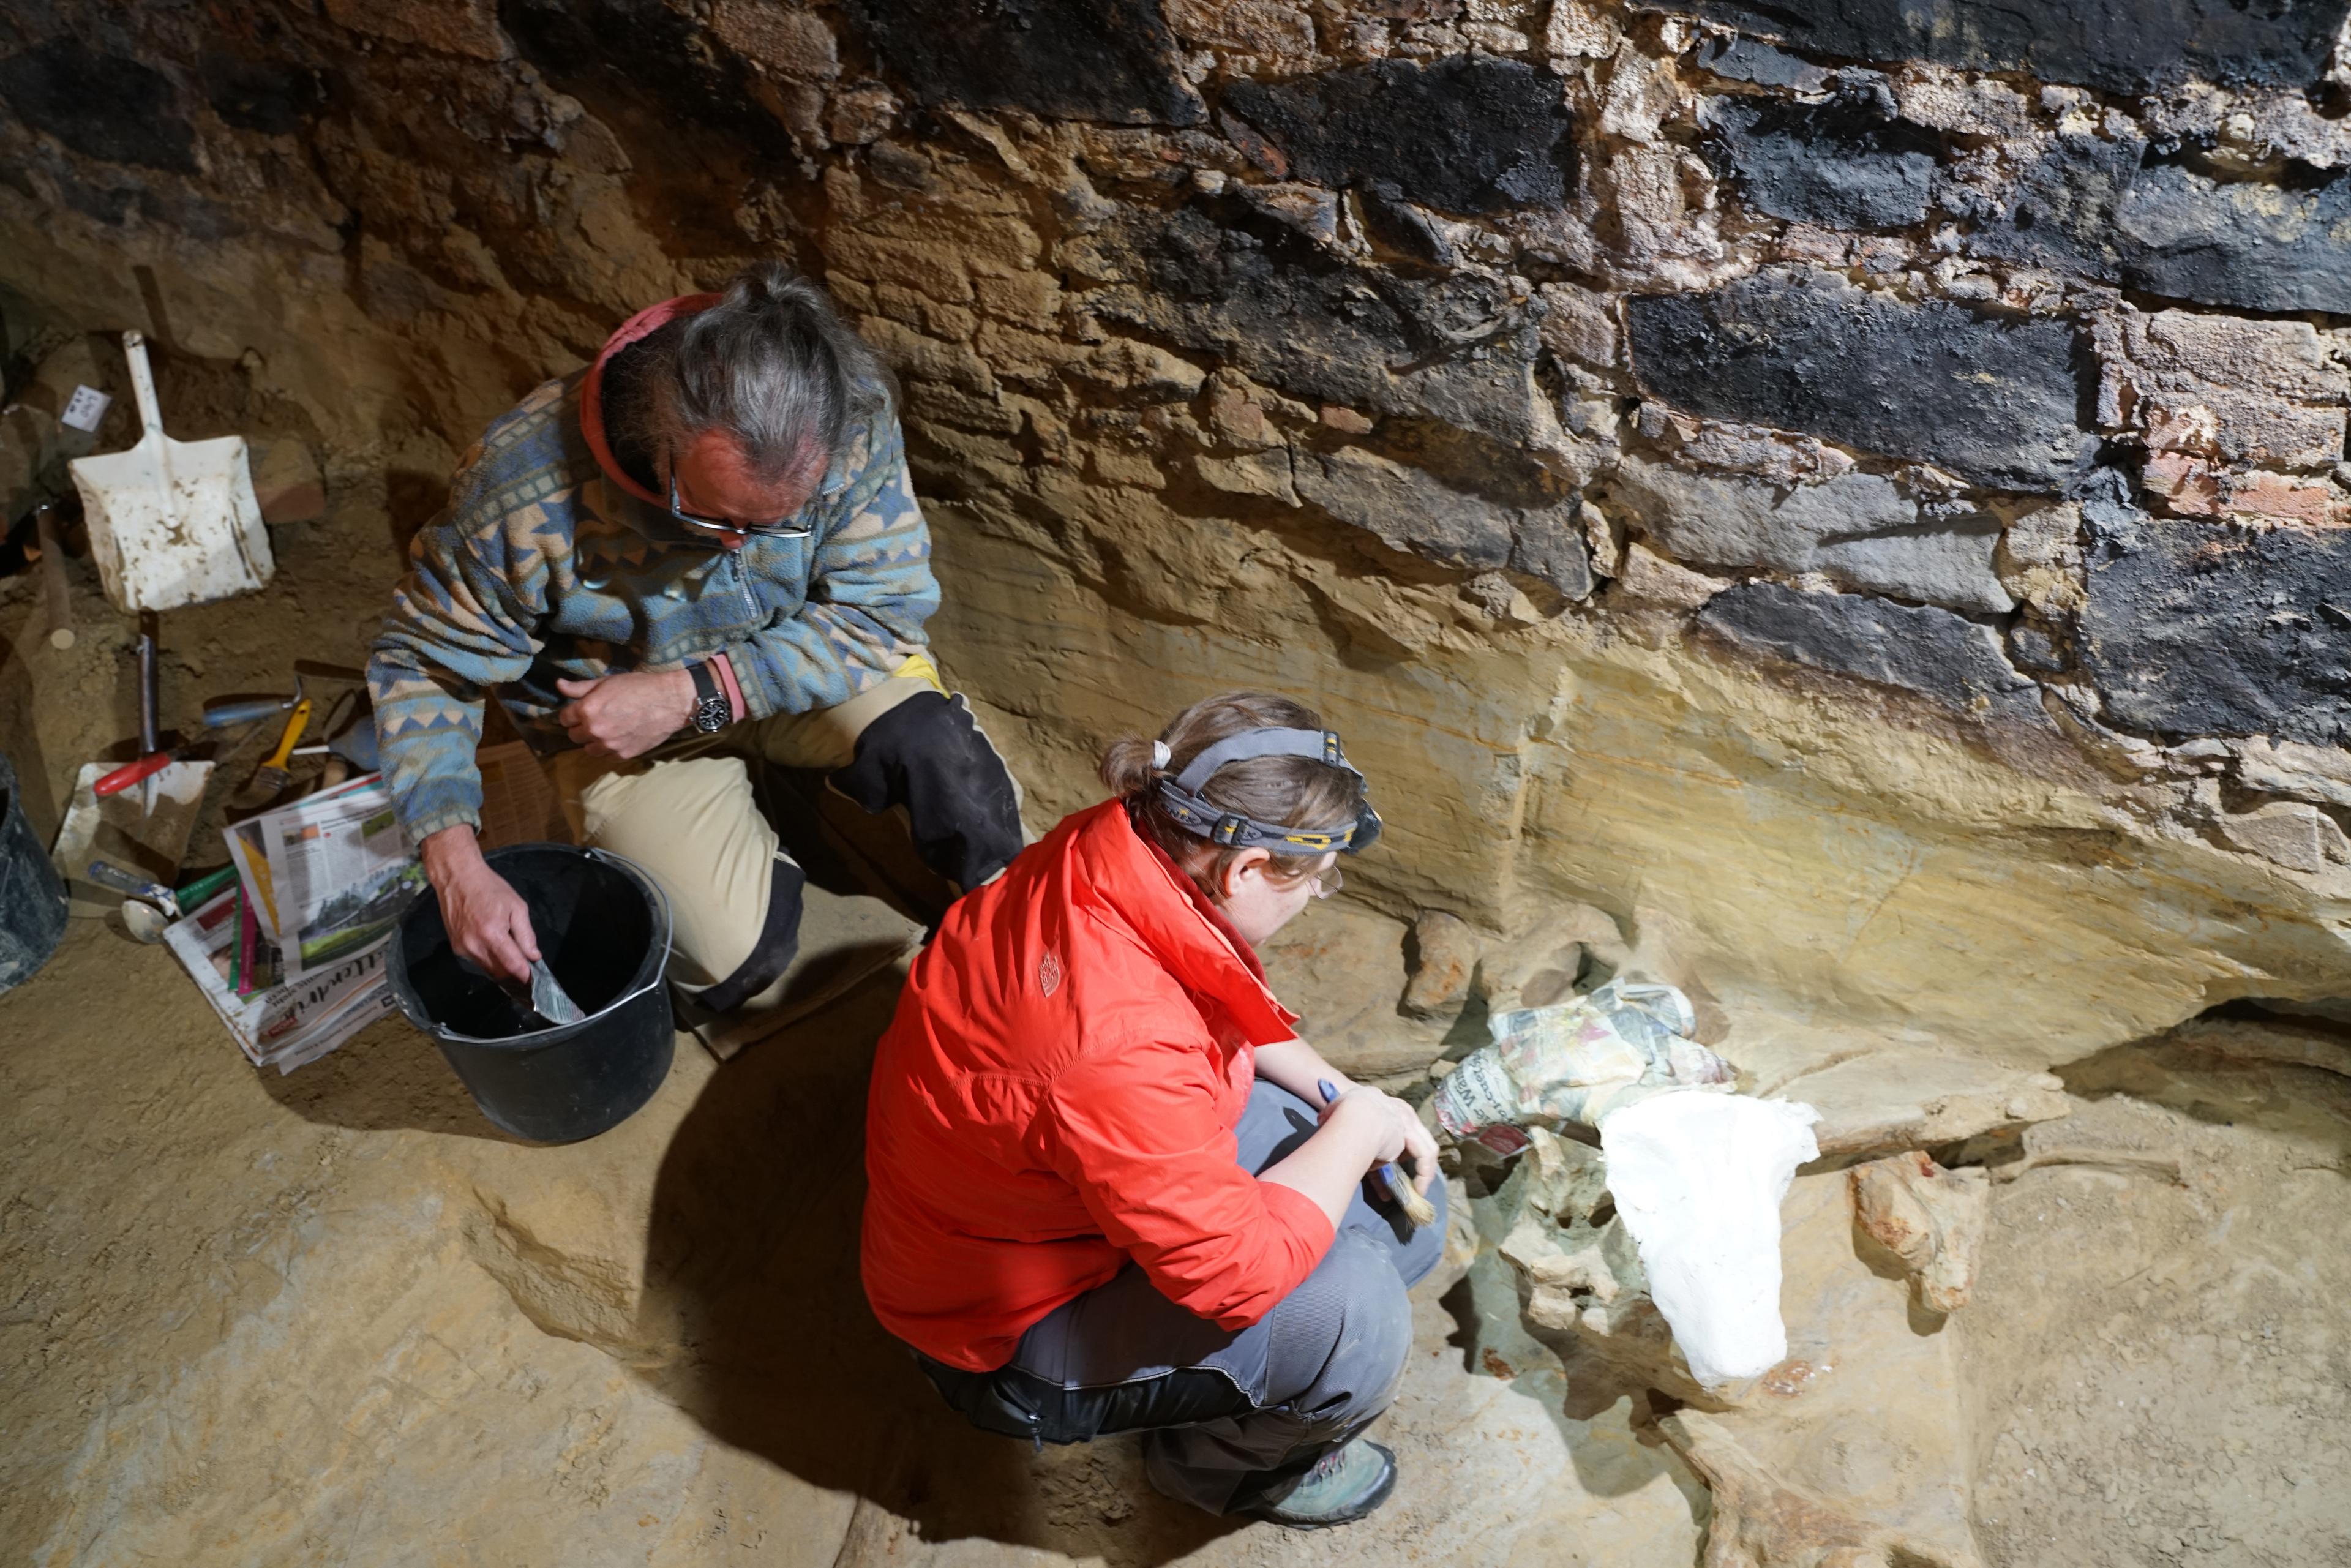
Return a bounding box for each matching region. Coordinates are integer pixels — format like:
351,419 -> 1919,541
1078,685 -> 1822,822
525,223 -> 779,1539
367,372 -> 937,842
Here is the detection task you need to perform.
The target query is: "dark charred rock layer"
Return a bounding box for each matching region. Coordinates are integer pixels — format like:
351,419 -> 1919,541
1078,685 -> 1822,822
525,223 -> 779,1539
1624,269 -> 2095,493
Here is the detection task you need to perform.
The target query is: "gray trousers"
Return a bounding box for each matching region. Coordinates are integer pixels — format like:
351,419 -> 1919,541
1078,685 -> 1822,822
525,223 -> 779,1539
920,1078 -> 1447,1515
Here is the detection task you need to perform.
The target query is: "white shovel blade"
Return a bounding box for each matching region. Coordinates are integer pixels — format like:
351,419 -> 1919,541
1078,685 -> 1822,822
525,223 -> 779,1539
70,432 -> 274,614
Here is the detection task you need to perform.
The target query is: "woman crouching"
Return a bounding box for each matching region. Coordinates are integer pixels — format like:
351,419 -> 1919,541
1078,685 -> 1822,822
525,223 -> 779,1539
861,691 -> 1445,1528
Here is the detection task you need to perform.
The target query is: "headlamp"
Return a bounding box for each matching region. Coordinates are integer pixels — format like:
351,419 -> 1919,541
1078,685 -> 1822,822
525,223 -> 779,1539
1152,726 -> 1383,855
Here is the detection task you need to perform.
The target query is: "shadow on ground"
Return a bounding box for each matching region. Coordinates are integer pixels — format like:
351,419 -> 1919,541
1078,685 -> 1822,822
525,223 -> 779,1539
260,1011 -> 531,1140
632,967 -> 1242,1564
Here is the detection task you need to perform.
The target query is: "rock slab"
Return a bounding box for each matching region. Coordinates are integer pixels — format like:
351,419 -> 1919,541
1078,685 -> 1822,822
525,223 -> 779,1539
1626,268 -> 2093,492
1664,0 -> 2351,94
1222,57 -> 1577,216
2079,514 -> 2351,745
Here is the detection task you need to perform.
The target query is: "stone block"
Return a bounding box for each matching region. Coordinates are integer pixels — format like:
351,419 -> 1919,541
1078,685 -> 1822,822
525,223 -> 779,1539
1662,0 -> 2351,94
2079,513 -> 2351,745
1967,137 -> 2351,320
1097,206 -> 1556,452
710,1 -> 838,80
2233,737 -> 2351,812
1700,89 -> 1941,231
839,0 -> 1203,126
0,39 -> 198,173
2214,800 -> 2351,873
1161,0 -> 1317,61
1068,339 -> 1206,402
1693,34 -> 1831,91
1610,459 -> 2014,615
1536,282 -> 1618,370
2115,162 -> 2351,317
324,0 -> 508,59
1697,582 -> 2045,722
1294,445 -> 1593,596
1626,268 -> 2094,493
1220,56 -> 1577,216
1188,449 -> 1297,504
2221,471 -> 2348,528
1294,445 -> 1512,571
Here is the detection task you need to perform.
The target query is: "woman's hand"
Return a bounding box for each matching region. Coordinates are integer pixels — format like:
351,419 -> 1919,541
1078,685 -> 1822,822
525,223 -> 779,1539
1322,1087 -> 1438,1193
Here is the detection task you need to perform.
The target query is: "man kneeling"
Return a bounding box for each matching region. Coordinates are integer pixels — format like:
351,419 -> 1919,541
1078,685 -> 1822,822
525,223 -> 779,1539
862,692 -> 1445,1527
370,263 -> 1024,1010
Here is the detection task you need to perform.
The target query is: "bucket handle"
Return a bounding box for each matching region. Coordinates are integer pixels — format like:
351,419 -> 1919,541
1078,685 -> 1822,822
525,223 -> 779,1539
424,846 -> 675,1045
581,845 -> 673,1018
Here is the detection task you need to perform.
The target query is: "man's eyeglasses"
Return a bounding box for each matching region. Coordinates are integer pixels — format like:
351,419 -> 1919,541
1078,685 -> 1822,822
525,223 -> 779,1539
666,467 -> 814,540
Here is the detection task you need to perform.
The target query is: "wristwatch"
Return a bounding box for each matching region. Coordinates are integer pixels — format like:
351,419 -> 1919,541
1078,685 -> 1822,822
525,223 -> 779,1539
686,660 -> 732,733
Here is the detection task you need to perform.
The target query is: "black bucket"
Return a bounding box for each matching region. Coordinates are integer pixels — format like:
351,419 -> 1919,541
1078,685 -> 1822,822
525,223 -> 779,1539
389,843 -> 675,1142
0,752 -> 68,997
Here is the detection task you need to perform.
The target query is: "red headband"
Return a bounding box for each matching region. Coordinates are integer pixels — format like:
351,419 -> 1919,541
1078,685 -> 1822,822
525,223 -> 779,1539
577,291 -> 722,505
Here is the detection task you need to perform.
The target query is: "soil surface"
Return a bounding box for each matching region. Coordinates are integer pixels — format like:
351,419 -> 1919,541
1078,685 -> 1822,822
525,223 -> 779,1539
4,497 -> 2350,1566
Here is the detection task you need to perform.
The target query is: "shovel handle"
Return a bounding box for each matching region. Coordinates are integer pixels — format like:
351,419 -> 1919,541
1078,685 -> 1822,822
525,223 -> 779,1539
121,331 -> 163,439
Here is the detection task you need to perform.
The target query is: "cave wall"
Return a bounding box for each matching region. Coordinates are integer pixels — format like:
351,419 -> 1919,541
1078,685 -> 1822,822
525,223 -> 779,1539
7,0 -> 2351,1073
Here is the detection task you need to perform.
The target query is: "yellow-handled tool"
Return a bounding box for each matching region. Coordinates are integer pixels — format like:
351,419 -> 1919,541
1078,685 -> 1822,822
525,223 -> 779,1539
233,695 -> 311,809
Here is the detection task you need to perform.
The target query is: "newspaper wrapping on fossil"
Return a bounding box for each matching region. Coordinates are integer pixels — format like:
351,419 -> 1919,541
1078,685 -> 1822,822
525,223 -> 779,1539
1430,978 -> 1735,1153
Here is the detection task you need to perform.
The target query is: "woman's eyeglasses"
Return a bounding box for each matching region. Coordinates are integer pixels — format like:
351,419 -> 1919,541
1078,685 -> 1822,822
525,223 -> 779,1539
666,467 -> 814,539
1310,864 -> 1343,899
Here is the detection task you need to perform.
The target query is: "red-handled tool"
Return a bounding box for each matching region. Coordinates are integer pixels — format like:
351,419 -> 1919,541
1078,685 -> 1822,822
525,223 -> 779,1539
94,749 -> 179,798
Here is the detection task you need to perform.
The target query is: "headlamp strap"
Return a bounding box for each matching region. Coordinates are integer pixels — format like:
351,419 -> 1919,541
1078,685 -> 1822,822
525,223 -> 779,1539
1172,727 -> 1361,795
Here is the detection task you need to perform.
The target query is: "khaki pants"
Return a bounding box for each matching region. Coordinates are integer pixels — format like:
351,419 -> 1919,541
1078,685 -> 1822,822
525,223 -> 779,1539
550,655 -> 988,1012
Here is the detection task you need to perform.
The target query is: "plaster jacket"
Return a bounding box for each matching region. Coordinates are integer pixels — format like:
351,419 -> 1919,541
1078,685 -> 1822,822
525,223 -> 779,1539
366,356 -> 938,843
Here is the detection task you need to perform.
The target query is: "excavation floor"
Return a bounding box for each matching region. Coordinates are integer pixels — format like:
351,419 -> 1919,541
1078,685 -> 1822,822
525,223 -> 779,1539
5,508 -> 2350,1567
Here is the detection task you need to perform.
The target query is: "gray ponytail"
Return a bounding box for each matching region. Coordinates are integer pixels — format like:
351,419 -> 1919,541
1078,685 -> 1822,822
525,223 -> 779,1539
645,261 -> 894,482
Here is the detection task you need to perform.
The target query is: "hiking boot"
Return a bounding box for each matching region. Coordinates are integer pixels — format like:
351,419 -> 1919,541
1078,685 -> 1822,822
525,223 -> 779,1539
1248,1439 -> 1397,1528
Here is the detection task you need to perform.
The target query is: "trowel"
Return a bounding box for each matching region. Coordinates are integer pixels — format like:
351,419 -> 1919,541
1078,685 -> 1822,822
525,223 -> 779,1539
496,959 -> 587,1030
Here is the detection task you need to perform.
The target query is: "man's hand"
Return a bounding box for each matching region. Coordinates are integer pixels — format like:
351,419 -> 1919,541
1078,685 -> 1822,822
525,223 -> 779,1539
555,669 -> 697,759
419,825 -> 539,983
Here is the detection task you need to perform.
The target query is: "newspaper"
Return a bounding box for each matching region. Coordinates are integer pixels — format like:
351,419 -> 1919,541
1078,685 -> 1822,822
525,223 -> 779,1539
163,887 -> 399,1073
223,775 -> 424,984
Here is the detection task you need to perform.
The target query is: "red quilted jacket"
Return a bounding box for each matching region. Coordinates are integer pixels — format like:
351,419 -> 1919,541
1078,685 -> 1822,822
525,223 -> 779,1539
861,800 -> 1334,1371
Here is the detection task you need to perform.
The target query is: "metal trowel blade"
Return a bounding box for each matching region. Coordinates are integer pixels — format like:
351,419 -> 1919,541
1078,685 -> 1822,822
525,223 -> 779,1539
528,959 -> 588,1026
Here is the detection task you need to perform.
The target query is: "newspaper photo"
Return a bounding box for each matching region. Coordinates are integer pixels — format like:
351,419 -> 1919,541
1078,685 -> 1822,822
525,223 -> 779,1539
259,783 -> 426,980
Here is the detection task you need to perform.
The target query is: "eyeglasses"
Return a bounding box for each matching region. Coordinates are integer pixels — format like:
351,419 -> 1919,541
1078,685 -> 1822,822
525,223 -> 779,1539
1310,864 -> 1343,899
666,467 -> 814,540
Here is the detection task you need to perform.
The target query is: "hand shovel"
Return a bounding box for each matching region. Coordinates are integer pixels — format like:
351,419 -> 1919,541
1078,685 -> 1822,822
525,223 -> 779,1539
68,331 -> 274,615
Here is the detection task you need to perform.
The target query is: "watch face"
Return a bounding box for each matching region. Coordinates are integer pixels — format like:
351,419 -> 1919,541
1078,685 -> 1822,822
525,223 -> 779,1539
693,694 -> 730,733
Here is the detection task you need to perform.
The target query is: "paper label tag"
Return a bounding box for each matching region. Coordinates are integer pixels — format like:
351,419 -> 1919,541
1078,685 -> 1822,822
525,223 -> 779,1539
61,384 -> 111,433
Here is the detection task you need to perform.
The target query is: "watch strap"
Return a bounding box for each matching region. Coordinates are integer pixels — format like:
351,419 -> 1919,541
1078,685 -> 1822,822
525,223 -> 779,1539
686,659 -> 732,733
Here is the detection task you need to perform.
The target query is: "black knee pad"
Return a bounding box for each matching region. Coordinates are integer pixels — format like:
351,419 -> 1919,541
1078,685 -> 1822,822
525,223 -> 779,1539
696,857 -> 806,1014
831,689 -> 1025,892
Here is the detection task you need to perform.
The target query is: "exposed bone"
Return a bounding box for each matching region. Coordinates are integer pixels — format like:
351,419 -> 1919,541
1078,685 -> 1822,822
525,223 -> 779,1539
1848,1152 -> 1990,1315
1658,1409 -> 1978,1568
